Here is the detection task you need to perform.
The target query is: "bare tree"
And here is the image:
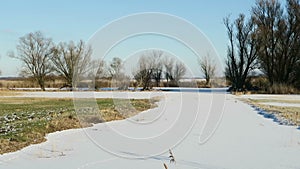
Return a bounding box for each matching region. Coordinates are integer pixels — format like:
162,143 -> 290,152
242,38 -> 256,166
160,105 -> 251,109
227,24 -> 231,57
134,54 -> 153,90
252,0 -> 284,86
133,50 -> 164,90
252,0 -> 300,87
107,57 -> 129,90
94,59 -> 106,79
163,56 -> 174,87
172,61 -> 187,86
51,40 -> 92,88
86,59 -> 106,89
108,57 -> 123,78
287,0 -> 300,88
9,31 -> 54,91
149,50 -> 164,87
224,14 -> 259,91
199,54 -> 216,86
162,56 -> 186,87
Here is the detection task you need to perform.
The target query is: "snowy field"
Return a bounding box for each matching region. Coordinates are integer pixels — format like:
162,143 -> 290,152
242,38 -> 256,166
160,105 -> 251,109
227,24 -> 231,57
1,91 -> 300,169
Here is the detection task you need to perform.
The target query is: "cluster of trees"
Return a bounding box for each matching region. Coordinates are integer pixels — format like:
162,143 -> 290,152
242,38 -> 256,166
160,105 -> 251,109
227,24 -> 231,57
8,32 -> 197,91
9,31 -> 99,91
133,50 -> 187,90
225,0 -> 300,92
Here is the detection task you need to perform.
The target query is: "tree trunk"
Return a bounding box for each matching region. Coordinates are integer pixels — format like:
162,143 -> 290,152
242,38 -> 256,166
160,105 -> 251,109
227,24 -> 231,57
37,77 -> 46,91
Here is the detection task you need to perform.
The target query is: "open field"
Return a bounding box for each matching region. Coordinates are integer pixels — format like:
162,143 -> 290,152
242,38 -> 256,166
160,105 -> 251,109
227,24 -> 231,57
0,96 -> 156,154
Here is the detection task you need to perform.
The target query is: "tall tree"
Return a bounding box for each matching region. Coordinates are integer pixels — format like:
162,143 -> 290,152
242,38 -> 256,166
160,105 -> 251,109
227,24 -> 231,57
224,14 -> 259,91
9,31 -> 54,91
199,54 -> 216,86
252,0 -> 300,86
51,40 -> 92,88
284,0 -> 300,86
252,0 -> 283,86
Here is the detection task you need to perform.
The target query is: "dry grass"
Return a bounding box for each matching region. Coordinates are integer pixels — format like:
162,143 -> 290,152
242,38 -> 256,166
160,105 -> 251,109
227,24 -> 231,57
249,98 -> 300,104
0,77 -> 112,90
0,90 -> 21,96
0,77 -> 67,89
0,97 -> 157,154
268,83 -> 299,94
243,98 -> 300,126
255,104 -> 300,125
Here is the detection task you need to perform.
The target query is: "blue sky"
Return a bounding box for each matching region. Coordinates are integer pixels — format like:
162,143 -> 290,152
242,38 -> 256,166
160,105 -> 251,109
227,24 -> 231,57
0,0 -> 256,77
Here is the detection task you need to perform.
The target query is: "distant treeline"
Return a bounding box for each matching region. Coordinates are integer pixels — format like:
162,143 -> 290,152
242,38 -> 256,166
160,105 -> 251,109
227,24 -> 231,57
0,76 -> 227,90
5,31 -> 219,91
6,31 -> 190,91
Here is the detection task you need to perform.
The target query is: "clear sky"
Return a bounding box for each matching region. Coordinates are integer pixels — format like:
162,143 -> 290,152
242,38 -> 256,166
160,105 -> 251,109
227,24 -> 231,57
0,0 -> 256,77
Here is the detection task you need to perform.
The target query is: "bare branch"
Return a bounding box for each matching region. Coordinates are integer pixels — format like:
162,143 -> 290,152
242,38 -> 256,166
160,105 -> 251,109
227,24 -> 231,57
51,40 -> 92,88
10,31 -> 54,91
133,50 -> 164,90
199,53 -> 216,86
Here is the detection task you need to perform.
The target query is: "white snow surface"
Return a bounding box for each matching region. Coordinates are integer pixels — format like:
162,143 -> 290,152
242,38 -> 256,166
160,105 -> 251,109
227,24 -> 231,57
0,91 -> 300,169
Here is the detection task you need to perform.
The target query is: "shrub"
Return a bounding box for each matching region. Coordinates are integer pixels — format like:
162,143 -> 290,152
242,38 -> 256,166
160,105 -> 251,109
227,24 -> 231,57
268,83 -> 299,94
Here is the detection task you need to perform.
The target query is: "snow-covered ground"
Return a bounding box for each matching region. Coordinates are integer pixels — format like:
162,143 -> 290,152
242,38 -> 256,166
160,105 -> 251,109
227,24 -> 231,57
1,91 -> 300,169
